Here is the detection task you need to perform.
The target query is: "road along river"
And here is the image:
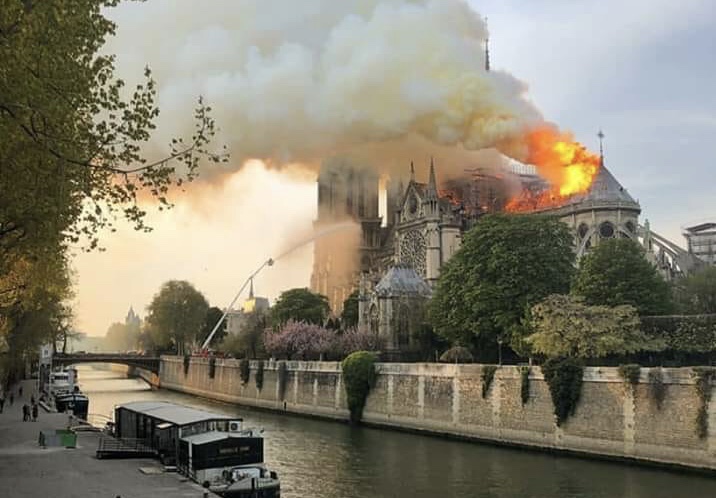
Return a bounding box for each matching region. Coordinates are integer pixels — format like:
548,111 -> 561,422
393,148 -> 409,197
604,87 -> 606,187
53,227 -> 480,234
77,365 -> 716,498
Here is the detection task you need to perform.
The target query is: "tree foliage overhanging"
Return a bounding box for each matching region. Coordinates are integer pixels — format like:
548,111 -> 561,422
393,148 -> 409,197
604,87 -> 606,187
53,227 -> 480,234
572,238 -> 673,315
1,0 -> 221,368
430,214 -> 575,356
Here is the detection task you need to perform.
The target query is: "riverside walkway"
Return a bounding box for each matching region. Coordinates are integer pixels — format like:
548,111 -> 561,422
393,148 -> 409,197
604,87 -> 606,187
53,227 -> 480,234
0,380 -> 212,498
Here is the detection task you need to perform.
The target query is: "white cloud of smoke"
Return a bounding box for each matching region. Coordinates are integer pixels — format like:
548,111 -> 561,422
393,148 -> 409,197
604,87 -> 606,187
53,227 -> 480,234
106,0 -> 543,176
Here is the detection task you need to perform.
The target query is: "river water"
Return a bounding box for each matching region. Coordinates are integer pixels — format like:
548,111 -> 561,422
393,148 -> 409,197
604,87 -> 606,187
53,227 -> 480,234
76,365 -> 716,498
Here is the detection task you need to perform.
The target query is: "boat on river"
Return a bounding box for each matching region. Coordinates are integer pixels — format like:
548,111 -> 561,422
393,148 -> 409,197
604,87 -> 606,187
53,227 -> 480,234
112,401 -> 280,497
47,367 -> 90,420
55,390 -> 90,421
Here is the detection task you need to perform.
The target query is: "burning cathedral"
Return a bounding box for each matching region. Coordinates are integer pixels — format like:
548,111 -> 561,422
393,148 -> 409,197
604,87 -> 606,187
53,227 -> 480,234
310,137 -> 701,358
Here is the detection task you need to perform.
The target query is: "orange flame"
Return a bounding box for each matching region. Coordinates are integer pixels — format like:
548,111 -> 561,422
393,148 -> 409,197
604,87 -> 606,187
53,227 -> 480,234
506,127 -> 600,212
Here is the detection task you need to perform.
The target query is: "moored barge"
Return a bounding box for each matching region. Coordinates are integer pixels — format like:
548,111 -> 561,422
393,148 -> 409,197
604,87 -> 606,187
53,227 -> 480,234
113,401 -> 280,497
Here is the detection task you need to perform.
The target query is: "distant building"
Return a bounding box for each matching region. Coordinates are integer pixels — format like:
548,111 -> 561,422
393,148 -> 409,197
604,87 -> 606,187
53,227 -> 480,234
126,306 -> 141,329
226,279 -> 270,337
684,222 -> 716,266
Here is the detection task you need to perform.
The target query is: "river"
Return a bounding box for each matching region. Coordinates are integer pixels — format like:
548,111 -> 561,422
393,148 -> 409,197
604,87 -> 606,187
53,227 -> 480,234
76,365 -> 716,498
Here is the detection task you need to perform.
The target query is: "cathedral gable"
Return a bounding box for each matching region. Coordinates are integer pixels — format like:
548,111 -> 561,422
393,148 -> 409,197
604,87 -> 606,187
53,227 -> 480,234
400,182 -> 426,222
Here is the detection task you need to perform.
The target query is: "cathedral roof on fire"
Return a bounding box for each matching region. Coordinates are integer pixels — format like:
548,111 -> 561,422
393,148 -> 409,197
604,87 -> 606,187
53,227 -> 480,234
571,164 -> 639,207
375,264 -> 432,297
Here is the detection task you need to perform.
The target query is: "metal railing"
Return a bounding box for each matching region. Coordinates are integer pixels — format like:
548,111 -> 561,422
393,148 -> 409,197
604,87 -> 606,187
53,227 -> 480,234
96,436 -> 157,458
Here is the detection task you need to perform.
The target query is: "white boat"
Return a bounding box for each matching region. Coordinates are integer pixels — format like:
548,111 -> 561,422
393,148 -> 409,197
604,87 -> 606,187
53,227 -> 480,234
48,368 -> 76,397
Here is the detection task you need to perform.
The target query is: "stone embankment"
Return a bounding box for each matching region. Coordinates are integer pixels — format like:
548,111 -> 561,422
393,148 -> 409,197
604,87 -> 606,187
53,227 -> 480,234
0,380 -> 209,498
160,356 -> 716,472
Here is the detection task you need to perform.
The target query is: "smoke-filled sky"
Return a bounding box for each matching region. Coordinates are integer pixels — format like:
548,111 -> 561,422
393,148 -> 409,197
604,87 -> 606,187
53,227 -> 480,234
72,0 -> 716,336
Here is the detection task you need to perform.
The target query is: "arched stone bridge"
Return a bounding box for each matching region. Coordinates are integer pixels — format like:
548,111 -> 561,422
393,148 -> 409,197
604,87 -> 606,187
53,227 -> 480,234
52,353 -> 160,373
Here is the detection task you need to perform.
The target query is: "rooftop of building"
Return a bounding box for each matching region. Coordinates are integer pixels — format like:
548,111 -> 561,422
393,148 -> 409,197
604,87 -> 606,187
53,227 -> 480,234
118,401 -> 235,426
375,264 -> 432,297
684,222 -> 716,234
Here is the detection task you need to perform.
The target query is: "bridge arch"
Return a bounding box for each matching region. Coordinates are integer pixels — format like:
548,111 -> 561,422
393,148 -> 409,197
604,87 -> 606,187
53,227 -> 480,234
51,353 -> 160,374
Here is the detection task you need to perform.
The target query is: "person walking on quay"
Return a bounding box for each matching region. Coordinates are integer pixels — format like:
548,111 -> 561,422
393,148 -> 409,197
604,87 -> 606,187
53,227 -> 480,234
32,403 -> 38,422
18,385 -> 23,398
22,403 -> 29,422
0,393 -> 5,413
9,392 -> 14,406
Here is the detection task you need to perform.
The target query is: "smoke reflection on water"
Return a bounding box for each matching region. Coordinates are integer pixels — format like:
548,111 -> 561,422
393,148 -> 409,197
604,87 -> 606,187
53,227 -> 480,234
76,366 -> 716,498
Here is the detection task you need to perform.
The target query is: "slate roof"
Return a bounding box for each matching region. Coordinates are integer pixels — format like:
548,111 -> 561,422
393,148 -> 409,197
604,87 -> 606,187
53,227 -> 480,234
375,264 -> 432,297
571,164 -> 639,206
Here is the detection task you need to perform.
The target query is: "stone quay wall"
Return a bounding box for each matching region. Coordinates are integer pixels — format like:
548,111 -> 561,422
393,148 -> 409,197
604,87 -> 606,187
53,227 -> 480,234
159,356 -> 716,472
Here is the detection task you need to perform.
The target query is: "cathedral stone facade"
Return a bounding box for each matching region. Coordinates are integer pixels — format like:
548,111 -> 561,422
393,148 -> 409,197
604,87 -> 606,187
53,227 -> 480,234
311,152 -> 691,357
537,161 -> 642,259
394,160 -> 463,285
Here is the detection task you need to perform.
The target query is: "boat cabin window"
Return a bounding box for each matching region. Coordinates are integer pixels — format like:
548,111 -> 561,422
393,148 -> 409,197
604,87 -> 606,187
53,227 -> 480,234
181,420 -> 231,437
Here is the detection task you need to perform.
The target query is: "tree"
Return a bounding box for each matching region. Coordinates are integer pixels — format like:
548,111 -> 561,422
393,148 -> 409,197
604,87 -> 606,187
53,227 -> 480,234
1,1 -> 222,256
201,306 -> 227,347
1,251 -> 74,377
341,291 -> 360,328
219,310 -> 268,359
270,288 -> 330,327
677,267 -> 716,314
1,1 -> 222,369
525,294 -> 662,359
573,239 -> 673,315
430,214 -> 575,358
145,281 -> 209,355
263,320 -> 335,360
338,327 -> 384,357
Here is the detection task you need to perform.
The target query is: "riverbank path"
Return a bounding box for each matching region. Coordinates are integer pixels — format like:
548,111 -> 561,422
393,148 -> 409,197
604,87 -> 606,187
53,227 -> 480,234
0,380 -> 213,498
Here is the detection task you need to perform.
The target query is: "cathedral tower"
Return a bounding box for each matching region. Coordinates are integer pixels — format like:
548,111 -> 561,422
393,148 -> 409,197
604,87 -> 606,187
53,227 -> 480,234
311,157 -> 383,312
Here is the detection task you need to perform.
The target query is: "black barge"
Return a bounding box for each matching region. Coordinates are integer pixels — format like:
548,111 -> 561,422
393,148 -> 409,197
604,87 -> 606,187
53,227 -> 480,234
113,401 -> 280,497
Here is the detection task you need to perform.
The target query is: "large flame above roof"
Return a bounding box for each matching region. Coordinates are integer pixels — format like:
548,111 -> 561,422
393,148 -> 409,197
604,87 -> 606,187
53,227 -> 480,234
506,127 -> 601,212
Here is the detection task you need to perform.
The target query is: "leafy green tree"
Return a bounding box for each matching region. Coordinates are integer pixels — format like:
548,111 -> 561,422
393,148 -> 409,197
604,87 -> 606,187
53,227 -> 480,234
573,239 -> 673,315
677,267 -> 716,314
270,288 -> 330,327
525,294 -> 662,359
1,1 -> 222,369
145,281 -> 209,355
430,214 -> 575,358
201,306 -> 227,347
0,1 -> 221,255
341,291 -> 360,328
1,251 -> 74,379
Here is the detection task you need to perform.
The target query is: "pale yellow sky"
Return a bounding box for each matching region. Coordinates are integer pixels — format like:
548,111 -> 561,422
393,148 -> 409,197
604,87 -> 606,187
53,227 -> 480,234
72,162 -> 316,336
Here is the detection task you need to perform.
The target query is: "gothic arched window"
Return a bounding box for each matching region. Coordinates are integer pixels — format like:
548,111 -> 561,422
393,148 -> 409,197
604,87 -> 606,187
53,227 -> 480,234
578,223 -> 589,239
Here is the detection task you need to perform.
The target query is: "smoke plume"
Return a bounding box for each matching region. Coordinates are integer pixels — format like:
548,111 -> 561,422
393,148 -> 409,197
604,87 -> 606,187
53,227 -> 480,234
106,0 -> 543,177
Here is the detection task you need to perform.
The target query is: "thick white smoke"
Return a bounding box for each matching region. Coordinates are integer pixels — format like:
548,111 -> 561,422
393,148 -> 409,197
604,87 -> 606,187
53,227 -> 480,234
106,0 -> 542,174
